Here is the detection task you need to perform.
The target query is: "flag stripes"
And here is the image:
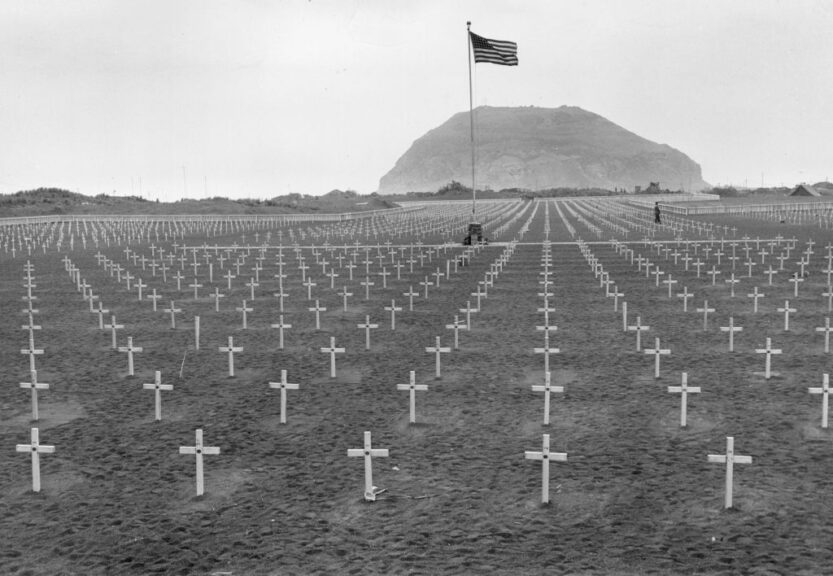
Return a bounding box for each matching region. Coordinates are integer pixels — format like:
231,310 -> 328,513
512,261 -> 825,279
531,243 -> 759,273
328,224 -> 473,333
469,31 -> 518,66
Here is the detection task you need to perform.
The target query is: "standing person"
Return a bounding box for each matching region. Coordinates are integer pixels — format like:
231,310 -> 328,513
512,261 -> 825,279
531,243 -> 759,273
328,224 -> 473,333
654,202 -> 661,224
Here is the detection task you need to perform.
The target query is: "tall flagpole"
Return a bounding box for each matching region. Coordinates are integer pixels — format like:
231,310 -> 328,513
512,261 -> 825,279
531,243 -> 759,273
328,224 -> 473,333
467,21 -> 476,219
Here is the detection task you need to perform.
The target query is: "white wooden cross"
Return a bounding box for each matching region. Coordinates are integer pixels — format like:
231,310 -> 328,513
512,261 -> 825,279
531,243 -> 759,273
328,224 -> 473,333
347,431 -> 389,501
471,285 -> 486,310
777,300 -> 796,331
747,286 -> 764,313
309,299 -> 326,330
667,372 -> 700,427
426,336 -> 451,379
20,333 -> 44,372
696,300 -> 715,331
246,277 -> 260,300
269,369 -> 299,424
189,279 -> 203,299
179,429 -> 220,496
219,336 -> 243,377
609,285 -> 624,311
321,336 -> 345,378
706,266 -> 721,286
147,288 -> 161,312
384,299 -> 403,330
164,301 -> 182,329
403,286 -> 419,311
338,286 -> 353,312
360,277 -> 375,301
210,287 -> 225,312
524,433 -> 567,504
357,315 -> 379,350
677,286 -> 693,312
532,371 -> 564,425
223,270 -> 236,290
662,275 -> 677,298
755,337 -> 782,379
719,316 -> 743,352
459,300 -> 478,328
419,276 -> 432,299
237,299 -> 253,329
16,427 -> 55,492
809,373 -> 830,428
104,315 -> 124,349
627,315 -> 650,351
789,272 -> 804,297
644,337 -> 671,379
397,371 -> 428,424
537,302 -> 556,330
302,278 -> 316,300
707,436 -> 752,509
816,318 -> 833,353
534,331 -> 560,373
445,315 -> 468,350
270,314 -> 291,350
724,273 -> 740,297
143,370 -> 173,421
135,278 -> 147,301
118,336 -> 143,376
20,369 -> 49,421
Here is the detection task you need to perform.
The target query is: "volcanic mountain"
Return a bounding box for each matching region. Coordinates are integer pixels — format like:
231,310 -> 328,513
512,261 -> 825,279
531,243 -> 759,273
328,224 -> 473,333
378,106 -> 708,193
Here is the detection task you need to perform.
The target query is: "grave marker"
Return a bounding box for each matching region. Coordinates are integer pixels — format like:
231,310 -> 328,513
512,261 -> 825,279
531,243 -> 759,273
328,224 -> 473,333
396,371 -> 428,424
357,315 -> 379,350
179,429 -> 220,496
308,299 -> 327,331
269,370 -> 299,424
524,434 -> 567,504
754,337 -> 782,379
270,315 -> 291,350
104,315 -> 124,349
644,337 -> 670,379
816,318 -> 833,353
445,315 -> 468,349
747,287 -> 764,313
777,300 -> 796,331
164,301 -> 182,329
16,427 -> 55,492
532,371 -> 564,425
667,372 -> 700,427
320,336 -> 345,378
118,336 -> 143,376
20,369 -> 48,421
719,316 -> 743,352
627,315 -> 650,351
384,299 -> 403,330
219,336 -> 243,377
707,436 -> 752,509
696,300 -> 715,331
347,431 -> 389,501
426,336 -> 451,379
143,371 -> 173,421
808,374 -> 830,429
533,332 -> 560,373
237,300 -> 253,329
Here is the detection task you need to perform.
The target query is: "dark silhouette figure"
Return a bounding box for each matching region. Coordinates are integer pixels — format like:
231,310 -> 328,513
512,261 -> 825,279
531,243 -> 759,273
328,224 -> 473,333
654,202 -> 661,224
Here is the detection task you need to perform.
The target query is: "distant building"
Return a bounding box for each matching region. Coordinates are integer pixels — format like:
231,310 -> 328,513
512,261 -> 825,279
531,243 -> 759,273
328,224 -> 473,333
791,184 -> 820,197
644,182 -> 662,194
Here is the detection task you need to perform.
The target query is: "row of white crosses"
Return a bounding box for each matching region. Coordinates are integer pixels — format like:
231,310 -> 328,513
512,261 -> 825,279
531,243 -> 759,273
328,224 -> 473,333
580,239 -> 762,509
15,262 -> 55,493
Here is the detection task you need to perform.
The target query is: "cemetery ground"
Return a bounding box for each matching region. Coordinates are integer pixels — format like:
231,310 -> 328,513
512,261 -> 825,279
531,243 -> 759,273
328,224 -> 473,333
2,201 -> 833,575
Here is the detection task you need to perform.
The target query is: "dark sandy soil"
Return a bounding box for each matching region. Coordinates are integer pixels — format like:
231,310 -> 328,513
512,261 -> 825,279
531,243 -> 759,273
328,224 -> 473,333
2,199 -> 833,575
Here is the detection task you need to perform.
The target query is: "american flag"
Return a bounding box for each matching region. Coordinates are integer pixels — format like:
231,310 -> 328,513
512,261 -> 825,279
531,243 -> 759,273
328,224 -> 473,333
469,31 -> 518,66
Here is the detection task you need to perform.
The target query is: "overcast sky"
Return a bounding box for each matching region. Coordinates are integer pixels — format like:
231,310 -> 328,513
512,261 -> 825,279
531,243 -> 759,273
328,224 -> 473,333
2,0 -> 832,200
